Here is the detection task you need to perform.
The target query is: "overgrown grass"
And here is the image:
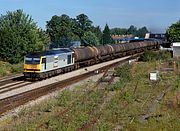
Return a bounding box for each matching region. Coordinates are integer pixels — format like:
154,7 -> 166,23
107,64 -> 132,91
0,53 -> 180,130
139,50 -> 172,62
97,61 -> 180,130
0,61 -> 23,77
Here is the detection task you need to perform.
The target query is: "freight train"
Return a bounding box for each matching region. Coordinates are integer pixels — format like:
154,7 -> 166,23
23,39 -> 161,79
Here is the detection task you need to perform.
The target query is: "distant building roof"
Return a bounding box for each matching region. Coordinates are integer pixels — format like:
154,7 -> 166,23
112,35 -> 134,40
112,35 -> 145,42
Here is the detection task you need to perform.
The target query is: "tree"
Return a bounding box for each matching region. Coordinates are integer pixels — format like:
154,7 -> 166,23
102,24 -> 113,44
76,14 -> 92,32
127,25 -> 137,35
137,26 -> 149,38
0,9 -> 50,63
91,26 -> 102,44
166,20 -> 180,42
82,31 -> 99,46
46,14 -> 76,48
72,14 -> 93,45
111,28 -> 128,35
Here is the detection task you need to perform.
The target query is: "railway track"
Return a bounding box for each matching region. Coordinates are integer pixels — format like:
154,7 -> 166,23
0,75 -> 33,95
0,75 -> 24,86
0,68 -> 98,115
0,54 -> 141,116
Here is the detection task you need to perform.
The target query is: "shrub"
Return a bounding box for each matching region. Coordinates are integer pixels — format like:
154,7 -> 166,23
107,64 -> 132,91
139,51 -> 172,62
57,90 -> 73,107
106,80 -> 125,91
121,91 -> 132,101
174,76 -> 180,91
115,64 -> 132,82
0,61 -> 23,77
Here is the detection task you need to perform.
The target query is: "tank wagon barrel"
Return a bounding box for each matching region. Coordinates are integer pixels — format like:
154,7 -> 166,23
72,46 -> 98,62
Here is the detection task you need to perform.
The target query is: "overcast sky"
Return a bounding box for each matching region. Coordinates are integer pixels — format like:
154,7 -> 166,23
1,0 -> 180,33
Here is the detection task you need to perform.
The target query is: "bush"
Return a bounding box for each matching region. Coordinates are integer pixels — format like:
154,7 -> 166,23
115,64 -> 132,82
0,61 -> 23,77
106,80 -> 125,91
107,64 -> 132,91
139,51 -> 172,62
174,76 -> 180,91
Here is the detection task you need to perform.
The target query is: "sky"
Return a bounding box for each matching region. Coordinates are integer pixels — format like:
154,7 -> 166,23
1,0 -> 180,33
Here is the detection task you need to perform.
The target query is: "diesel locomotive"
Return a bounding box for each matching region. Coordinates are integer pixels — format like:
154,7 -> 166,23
23,39 -> 161,79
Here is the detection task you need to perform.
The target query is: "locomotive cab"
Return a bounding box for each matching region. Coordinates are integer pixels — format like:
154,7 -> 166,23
23,49 -> 75,79
23,53 -> 42,78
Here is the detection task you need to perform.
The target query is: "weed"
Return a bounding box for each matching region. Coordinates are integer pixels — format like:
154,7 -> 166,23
115,64 -> 132,82
74,112 -> 89,127
106,80 -> 125,91
44,103 -> 54,112
174,76 -> 180,91
97,121 -> 113,131
139,50 -> 172,62
18,108 -> 30,117
122,92 -> 131,101
0,61 -> 23,77
57,90 -> 74,107
45,118 -> 63,131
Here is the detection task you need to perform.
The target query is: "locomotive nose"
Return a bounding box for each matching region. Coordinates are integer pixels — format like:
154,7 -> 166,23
24,64 -> 41,72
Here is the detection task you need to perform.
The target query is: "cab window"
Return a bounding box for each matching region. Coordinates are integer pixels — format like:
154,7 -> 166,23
25,57 -> 40,64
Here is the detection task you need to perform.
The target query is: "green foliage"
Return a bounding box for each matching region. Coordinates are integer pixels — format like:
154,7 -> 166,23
0,9 -> 50,63
107,64 -> 132,91
47,13 -> 97,47
98,121 -> 113,130
46,118 -> 64,131
127,25 -> 137,36
73,14 -> 93,45
74,112 -> 89,127
102,24 -> 114,44
2,58 -> 180,131
90,26 -> 103,44
57,90 -> 73,107
107,80 -> 125,91
127,25 -> 149,38
111,26 -> 148,38
115,64 -> 132,82
166,20 -> 180,42
82,31 -> 100,46
121,91 -> 131,101
76,14 -> 92,32
174,76 -> 180,91
44,102 -> 55,112
111,28 -> 128,35
139,51 -> 172,62
0,61 -> 23,77
136,26 -> 149,38
47,14 -> 76,48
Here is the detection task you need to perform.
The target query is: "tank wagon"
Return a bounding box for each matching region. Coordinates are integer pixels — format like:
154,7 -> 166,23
23,39 -> 161,79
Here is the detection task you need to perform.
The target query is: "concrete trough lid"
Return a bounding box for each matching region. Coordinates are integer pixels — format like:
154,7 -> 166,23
150,70 -> 160,81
